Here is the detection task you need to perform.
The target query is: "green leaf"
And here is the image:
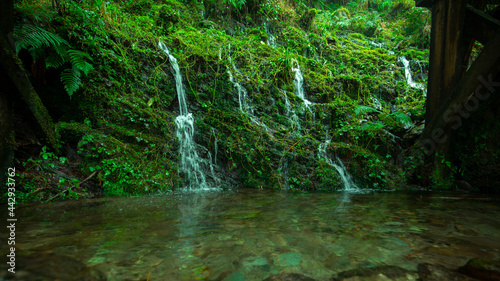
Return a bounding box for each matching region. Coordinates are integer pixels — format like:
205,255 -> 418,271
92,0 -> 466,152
390,111 -> 414,129
61,68 -> 82,97
354,105 -> 381,115
14,24 -> 69,55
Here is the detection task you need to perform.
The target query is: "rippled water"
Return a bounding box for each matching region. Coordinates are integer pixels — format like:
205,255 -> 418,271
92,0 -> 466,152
13,190 -> 500,280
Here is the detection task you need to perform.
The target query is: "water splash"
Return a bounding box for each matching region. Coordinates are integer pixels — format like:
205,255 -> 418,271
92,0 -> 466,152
159,41 -> 209,190
318,138 -> 359,192
284,92 -> 301,132
398,56 -> 425,90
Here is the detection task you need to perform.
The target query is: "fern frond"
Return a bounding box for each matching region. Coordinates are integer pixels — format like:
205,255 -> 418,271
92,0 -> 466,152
46,54 -> 66,68
362,121 -> 386,130
390,111 -> 413,129
14,24 -> 69,56
61,68 -> 82,98
354,105 -> 381,115
67,50 -> 94,75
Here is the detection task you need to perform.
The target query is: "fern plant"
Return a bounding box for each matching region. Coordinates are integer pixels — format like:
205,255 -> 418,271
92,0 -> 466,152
355,105 -> 413,129
14,24 -> 93,97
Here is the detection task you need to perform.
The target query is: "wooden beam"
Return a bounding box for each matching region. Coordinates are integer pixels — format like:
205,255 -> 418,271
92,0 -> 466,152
465,5 -> 500,44
417,27 -> 500,156
425,0 -> 469,124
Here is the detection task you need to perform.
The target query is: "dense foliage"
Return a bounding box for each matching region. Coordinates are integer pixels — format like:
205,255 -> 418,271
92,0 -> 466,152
12,0 -> 435,200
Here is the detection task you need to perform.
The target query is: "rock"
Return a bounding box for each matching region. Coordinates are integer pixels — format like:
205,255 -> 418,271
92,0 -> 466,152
263,273 -> 316,281
332,265 -> 419,281
418,263 -> 478,281
0,252 -> 106,281
456,180 -> 473,191
458,258 -> 500,281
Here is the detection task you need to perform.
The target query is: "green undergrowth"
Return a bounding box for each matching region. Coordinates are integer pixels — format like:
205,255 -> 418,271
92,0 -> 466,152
12,0 -> 431,200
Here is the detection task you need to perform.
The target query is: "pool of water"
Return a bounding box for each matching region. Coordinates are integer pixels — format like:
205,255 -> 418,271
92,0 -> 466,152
12,190 -> 500,280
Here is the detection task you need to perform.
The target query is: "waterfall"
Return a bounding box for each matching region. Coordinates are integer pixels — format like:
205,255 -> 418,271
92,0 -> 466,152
159,41 -> 208,190
398,56 -> 425,90
264,20 -> 277,48
284,92 -> 301,132
227,45 -> 270,131
318,138 -> 359,192
279,156 -> 290,190
227,68 -> 253,116
291,59 -> 313,112
211,127 -> 218,165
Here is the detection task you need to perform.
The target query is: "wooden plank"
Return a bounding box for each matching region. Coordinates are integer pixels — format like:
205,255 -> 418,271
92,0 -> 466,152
465,5 -> 500,44
417,27 -> 500,150
425,0 -> 468,124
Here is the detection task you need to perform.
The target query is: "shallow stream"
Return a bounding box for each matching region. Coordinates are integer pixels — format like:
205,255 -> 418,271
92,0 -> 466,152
13,190 -> 500,280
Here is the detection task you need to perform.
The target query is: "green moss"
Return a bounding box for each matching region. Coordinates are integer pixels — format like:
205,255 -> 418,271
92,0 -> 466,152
12,0 -> 436,198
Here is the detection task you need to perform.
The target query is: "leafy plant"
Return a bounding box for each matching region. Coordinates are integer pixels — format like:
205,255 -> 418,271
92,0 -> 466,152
14,24 -> 94,97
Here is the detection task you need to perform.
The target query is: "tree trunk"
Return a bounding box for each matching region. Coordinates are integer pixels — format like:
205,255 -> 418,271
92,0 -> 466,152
0,31 -> 60,153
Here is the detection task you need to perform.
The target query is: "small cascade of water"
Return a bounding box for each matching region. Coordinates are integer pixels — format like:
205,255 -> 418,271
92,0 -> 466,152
279,155 -> 290,190
318,138 -> 359,192
207,151 -> 220,185
228,45 -> 270,131
264,20 -> 277,48
398,56 -> 425,90
159,41 -> 208,190
284,93 -> 301,131
228,68 -> 254,116
211,127 -> 218,165
291,59 -> 313,112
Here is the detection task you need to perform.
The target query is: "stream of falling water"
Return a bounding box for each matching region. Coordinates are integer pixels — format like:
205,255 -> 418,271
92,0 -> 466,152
227,45 -> 271,132
159,41 -> 208,190
398,56 -> 425,90
291,59 -> 313,112
318,137 -> 359,192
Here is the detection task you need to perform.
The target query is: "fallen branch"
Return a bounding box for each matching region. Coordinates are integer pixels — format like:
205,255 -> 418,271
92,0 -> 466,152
80,170 -> 97,185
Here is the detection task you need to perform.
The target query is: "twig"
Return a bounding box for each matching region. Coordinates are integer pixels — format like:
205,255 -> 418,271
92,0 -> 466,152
44,170 -> 98,202
80,170 -> 98,185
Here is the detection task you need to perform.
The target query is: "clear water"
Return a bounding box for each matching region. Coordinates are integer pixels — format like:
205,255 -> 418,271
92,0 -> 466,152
14,190 -> 500,280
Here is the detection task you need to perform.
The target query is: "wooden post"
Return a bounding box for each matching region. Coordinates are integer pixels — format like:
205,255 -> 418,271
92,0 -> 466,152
418,0 -> 470,186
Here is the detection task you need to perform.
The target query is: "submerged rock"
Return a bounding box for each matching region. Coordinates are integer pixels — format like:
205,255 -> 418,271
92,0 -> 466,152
332,265 -> 418,281
0,252 -> 106,281
263,273 -> 316,281
458,258 -> 500,281
418,263 -> 478,281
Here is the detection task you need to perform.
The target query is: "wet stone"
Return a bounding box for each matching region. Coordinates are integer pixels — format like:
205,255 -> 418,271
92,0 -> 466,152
458,258 -> 500,281
273,252 -> 305,267
332,265 -> 419,281
263,273 -> 316,281
1,252 -> 106,281
418,263 -> 479,281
